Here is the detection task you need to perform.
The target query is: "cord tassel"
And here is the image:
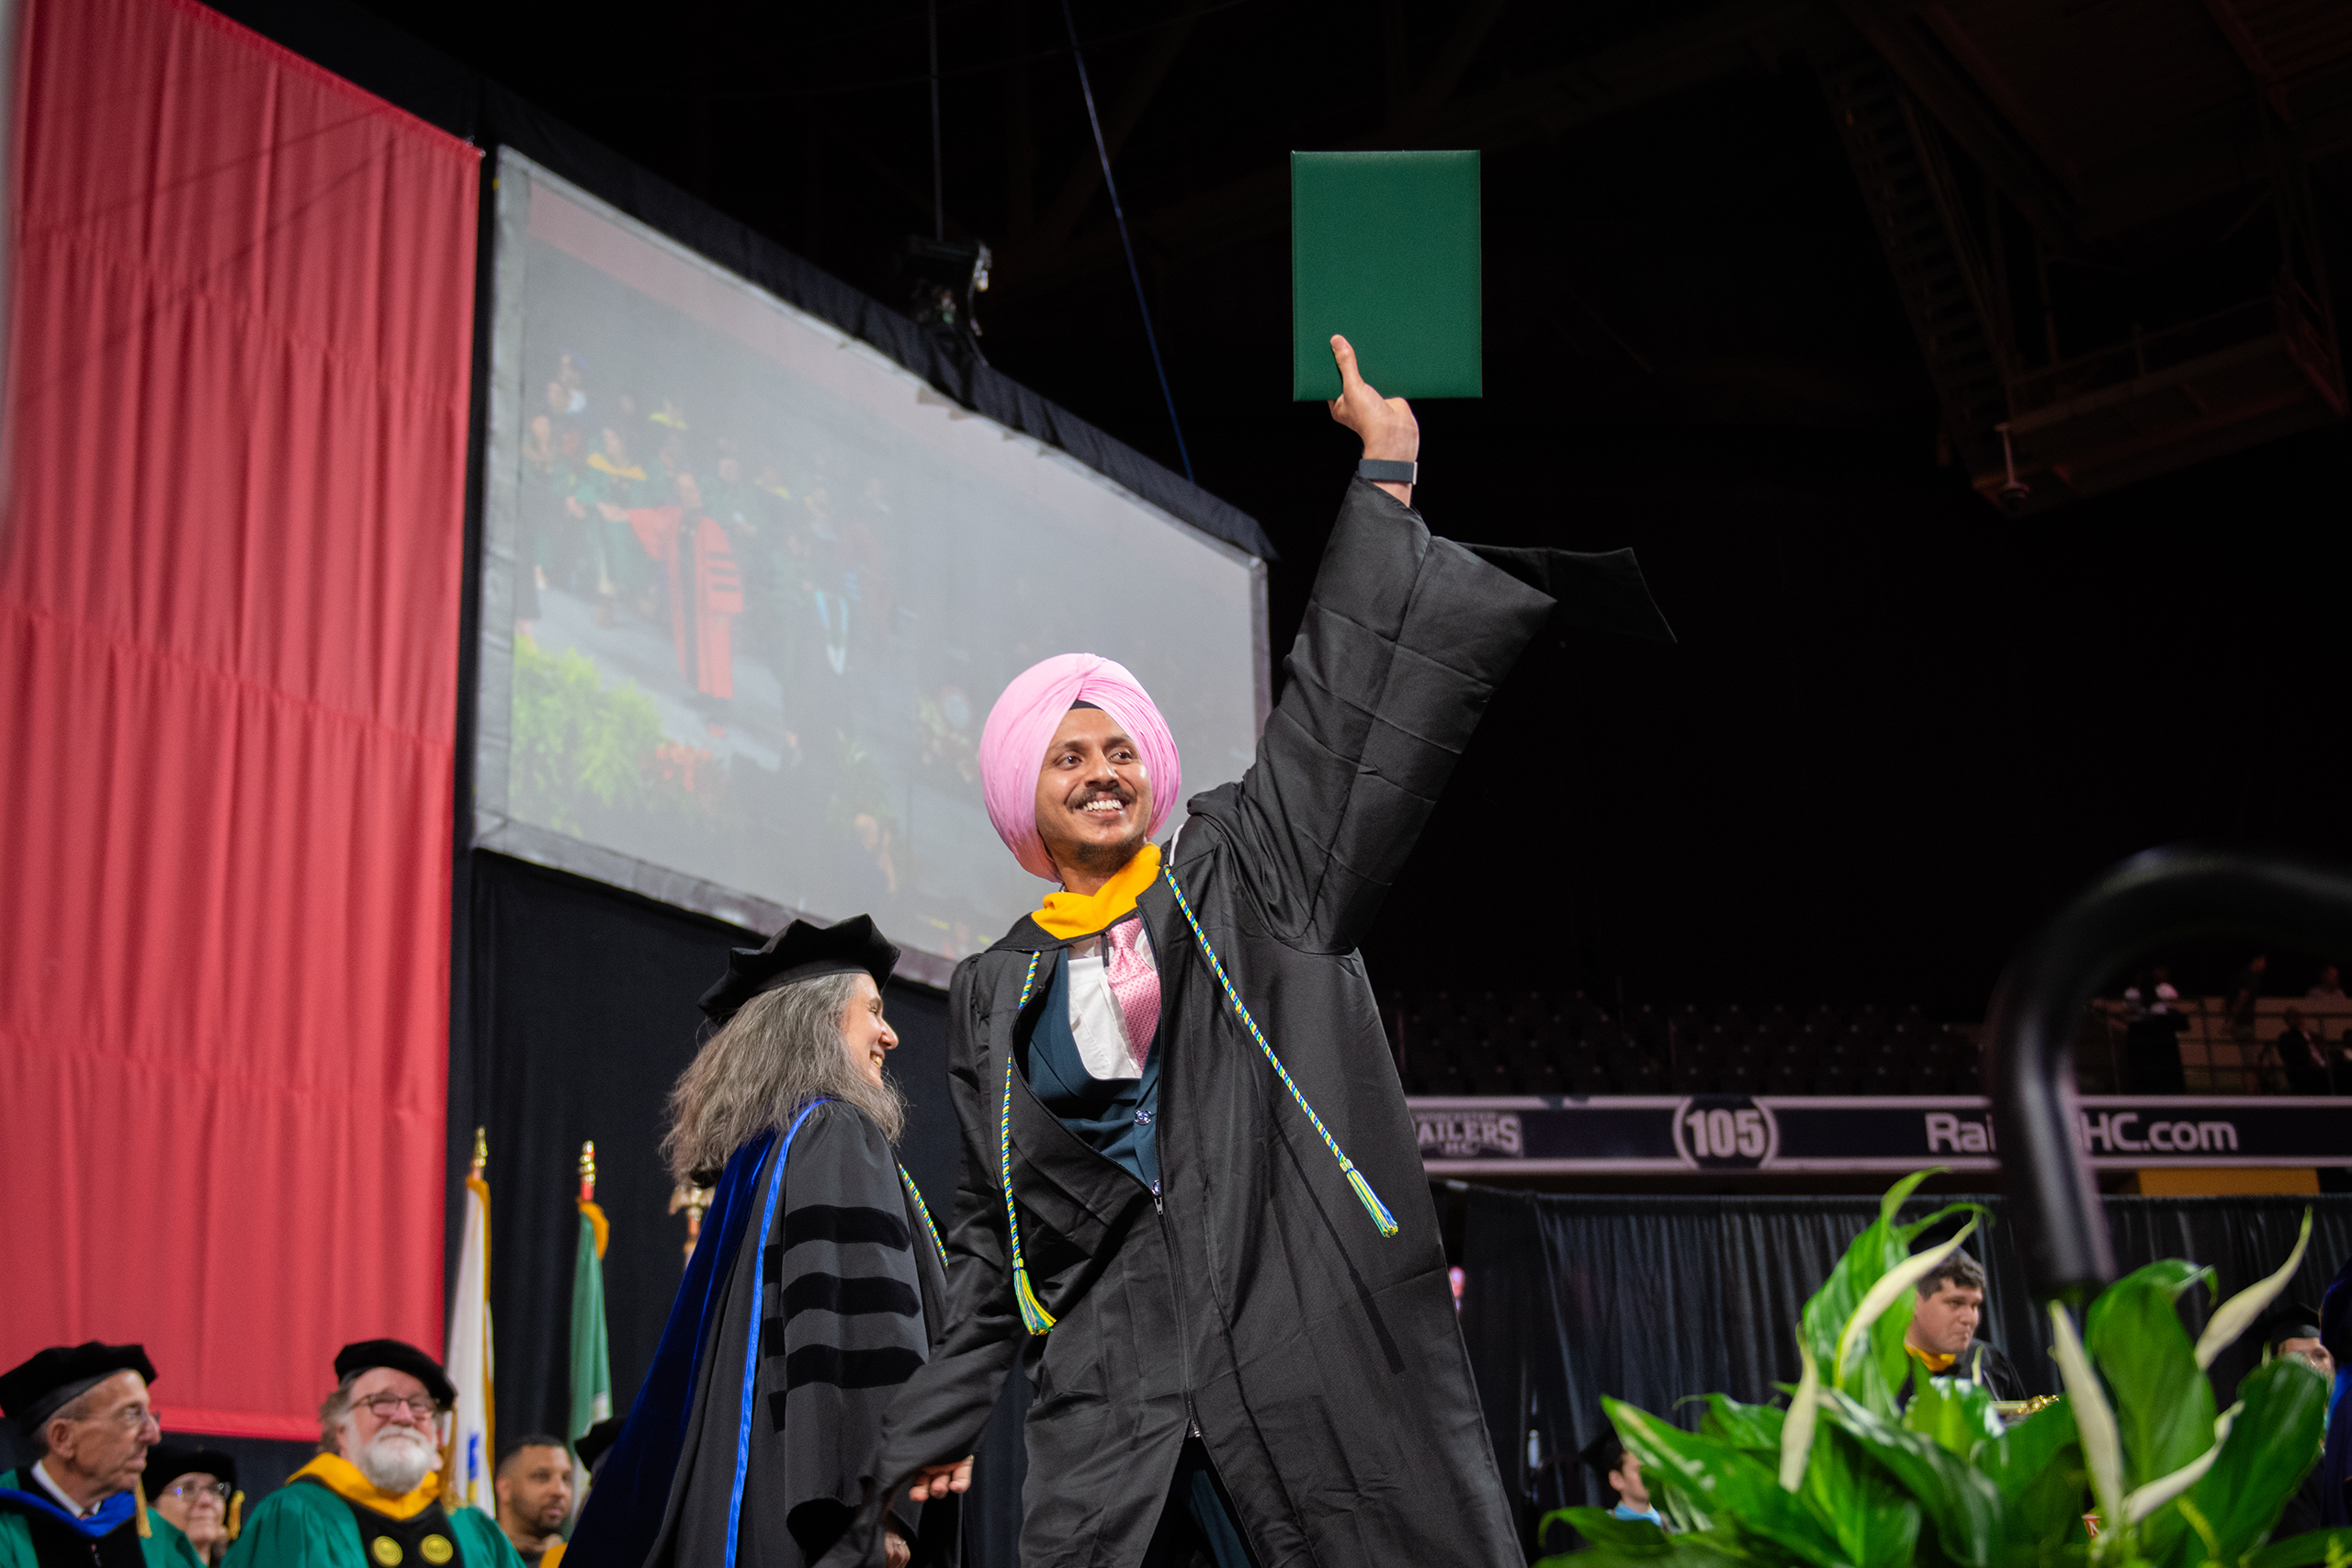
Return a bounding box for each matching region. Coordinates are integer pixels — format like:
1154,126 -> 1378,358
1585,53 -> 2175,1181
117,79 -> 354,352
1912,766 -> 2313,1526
1012,1266 -> 1057,1334
1001,953 -> 1055,1336
1163,865 -> 1398,1243
1343,1163 -> 1401,1237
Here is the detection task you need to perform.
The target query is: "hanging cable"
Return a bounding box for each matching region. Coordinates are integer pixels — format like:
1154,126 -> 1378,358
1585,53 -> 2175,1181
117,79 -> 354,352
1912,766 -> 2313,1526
928,0 -> 944,241
1058,0 -> 1193,483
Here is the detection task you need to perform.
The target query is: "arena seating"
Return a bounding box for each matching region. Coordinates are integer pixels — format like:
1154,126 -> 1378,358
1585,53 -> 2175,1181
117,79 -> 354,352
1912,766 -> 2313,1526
1385,991 -> 1984,1098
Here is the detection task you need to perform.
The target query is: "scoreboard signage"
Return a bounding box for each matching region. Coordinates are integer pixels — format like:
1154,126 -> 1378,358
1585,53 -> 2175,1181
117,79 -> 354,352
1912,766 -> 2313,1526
1410,1095 -> 2352,1175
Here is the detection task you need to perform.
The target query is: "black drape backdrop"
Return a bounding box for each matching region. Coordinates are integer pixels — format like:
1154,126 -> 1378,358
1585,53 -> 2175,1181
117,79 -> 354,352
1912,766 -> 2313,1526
1461,1188 -> 2352,1553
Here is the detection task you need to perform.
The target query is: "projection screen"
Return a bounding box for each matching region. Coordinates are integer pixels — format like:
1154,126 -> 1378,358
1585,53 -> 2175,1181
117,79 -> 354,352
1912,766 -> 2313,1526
474,152 -> 1268,984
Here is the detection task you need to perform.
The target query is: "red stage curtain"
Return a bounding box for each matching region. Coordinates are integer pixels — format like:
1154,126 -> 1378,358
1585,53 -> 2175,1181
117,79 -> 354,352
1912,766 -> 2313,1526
0,0 -> 478,1438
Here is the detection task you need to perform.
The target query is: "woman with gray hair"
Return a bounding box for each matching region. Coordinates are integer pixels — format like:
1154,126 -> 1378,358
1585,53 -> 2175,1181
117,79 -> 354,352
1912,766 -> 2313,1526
567,917 -> 952,1568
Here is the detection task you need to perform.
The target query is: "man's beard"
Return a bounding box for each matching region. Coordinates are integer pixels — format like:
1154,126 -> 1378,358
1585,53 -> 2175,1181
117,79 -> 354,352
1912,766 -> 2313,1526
349,1425 -> 436,1495
1057,793 -> 1148,878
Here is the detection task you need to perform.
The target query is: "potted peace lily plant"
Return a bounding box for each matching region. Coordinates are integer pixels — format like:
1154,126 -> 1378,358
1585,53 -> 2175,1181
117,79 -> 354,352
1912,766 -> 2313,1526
1544,1170 -> 2345,1568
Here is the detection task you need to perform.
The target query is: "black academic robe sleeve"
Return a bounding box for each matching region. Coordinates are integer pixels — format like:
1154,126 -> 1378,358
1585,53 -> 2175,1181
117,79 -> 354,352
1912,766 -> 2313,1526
1216,478 -> 1555,954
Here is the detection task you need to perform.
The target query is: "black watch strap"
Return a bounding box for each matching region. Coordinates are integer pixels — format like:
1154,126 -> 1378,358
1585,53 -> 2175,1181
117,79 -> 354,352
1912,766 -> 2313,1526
1357,458 -> 1418,485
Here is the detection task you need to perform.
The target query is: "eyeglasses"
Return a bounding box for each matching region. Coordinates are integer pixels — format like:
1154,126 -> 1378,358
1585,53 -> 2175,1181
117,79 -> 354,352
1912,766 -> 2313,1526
355,1393 -> 442,1420
161,1481 -> 232,1502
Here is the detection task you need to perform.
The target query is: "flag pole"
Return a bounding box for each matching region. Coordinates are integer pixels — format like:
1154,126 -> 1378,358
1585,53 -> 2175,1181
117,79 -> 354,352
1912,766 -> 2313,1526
569,1142 -> 613,1520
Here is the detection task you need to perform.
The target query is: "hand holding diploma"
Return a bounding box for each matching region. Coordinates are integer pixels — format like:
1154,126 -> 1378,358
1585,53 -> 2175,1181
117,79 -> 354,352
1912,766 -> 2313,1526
1327,334 -> 1418,506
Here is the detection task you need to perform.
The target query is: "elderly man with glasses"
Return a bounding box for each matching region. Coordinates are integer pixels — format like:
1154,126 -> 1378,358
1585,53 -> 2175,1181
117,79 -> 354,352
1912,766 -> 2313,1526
226,1343 -> 520,1568
0,1342 -> 205,1568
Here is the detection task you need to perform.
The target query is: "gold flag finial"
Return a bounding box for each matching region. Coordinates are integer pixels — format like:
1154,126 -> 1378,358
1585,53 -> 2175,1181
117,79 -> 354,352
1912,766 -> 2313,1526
579,1140 -> 597,1203
470,1126 -> 488,1179
668,1182 -> 714,1269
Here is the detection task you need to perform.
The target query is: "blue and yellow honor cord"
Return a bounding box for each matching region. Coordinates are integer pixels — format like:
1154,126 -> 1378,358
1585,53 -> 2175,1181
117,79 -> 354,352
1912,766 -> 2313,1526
898,1165 -> 947,1269
1160,865 -> 1400,1238
1001,951 -> 1057,1333
996,870 -> 1399,1338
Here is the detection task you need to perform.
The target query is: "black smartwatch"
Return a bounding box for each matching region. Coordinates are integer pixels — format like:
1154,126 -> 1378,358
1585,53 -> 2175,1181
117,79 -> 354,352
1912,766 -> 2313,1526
1357,458 -> 1418,485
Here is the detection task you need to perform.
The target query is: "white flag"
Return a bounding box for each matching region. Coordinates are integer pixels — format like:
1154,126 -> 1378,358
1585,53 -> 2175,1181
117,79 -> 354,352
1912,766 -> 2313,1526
443,1158 -> 493,1511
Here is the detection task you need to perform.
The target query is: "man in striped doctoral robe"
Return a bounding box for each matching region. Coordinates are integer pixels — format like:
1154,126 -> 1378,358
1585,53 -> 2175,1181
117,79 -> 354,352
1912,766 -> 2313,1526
567,917 -> 953,1568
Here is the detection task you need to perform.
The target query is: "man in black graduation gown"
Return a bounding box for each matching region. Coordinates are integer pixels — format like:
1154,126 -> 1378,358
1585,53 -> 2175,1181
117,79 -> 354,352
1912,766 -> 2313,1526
1898,1250 -> 2026,1404
830,337 -> 1671,1568
0,1344 -> 203,1568
566,918 -> 955,1568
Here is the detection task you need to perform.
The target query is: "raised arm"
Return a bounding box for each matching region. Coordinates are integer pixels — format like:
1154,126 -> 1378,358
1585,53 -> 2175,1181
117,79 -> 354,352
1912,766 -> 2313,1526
1203,337 -> 1557,956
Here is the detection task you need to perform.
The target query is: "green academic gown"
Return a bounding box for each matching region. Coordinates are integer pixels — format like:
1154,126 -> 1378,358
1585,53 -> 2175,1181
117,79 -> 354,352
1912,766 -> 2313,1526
223,1482 -> 516,1568
0,1472 -> 205,1568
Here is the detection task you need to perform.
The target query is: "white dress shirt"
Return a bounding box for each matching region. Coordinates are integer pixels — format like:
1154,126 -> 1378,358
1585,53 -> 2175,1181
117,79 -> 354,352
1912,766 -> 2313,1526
1063,924 -> 1152,1082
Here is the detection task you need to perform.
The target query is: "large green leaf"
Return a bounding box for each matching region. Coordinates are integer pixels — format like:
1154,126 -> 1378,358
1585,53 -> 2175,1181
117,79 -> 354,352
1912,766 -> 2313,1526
2083,1263 -> 2217,1489
1798,1422 -> 1920,1568
1904,1370 -> 2007,1460
1977,1400 -> 2089,1566
1819,1388 -> 2003,1568
1697,1393 -> 1786,1456
2243,1527 -> 2352,1568
1530,1533 -> 1750,1568
2173,1357 -> 2329,1565
1975,1397 -> 2079,1500
1608,1398 -> 1849,1567
2082,1259 -> 2211,1334
1538,1506 -> 1675,1555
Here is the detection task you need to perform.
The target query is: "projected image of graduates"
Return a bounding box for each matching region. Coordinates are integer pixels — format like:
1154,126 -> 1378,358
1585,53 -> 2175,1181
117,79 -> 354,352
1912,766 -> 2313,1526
479,152 -> 1263,968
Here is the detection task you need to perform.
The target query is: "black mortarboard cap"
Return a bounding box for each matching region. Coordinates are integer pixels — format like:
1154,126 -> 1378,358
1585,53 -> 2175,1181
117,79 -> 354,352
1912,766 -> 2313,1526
2258,1302 -> 2325,1352
144,1443 -> 239,1495
0,1343 -> 156,1428
574,1415 -> 626,1473
1578,1428 -> 1626,1476
698,915 -> 900,1026
334,1339 -> 456,1405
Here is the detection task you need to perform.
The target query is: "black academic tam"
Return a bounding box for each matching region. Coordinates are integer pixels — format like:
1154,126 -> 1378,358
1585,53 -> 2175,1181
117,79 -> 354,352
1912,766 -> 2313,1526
836,480 -> 1641,1568
0,1344 -> 154,1429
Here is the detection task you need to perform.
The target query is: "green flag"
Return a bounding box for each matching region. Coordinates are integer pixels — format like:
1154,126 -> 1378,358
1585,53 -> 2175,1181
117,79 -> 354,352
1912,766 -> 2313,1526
570,1198 -> 612,1444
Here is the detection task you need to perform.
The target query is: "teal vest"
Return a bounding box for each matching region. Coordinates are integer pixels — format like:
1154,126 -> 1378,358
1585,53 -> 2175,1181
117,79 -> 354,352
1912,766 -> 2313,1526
1025,949 -> 1161,1191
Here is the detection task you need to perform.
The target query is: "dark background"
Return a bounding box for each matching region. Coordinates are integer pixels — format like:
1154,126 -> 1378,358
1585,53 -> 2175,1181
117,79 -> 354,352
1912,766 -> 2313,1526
339,0 -> 2352,1019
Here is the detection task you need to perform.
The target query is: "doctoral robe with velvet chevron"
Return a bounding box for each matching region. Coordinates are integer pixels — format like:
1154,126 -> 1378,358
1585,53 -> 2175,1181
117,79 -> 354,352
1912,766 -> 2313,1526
577,1103 -> 952,1568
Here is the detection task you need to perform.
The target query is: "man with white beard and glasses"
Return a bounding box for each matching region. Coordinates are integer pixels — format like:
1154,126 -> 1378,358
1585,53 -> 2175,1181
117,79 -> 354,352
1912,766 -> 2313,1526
226,1343 -> 521,1568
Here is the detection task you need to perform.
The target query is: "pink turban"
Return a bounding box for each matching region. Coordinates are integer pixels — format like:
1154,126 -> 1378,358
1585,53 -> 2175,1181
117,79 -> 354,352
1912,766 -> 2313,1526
979,653 -> 1183,882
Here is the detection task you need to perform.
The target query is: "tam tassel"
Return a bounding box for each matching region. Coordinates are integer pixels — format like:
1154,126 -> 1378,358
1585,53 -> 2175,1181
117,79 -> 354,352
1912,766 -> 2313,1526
228,1492 -> 243,1541
134,1480 -> 150,1539
1012,1267 -> 1057,1335
1342,1163 -> 1401,1237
